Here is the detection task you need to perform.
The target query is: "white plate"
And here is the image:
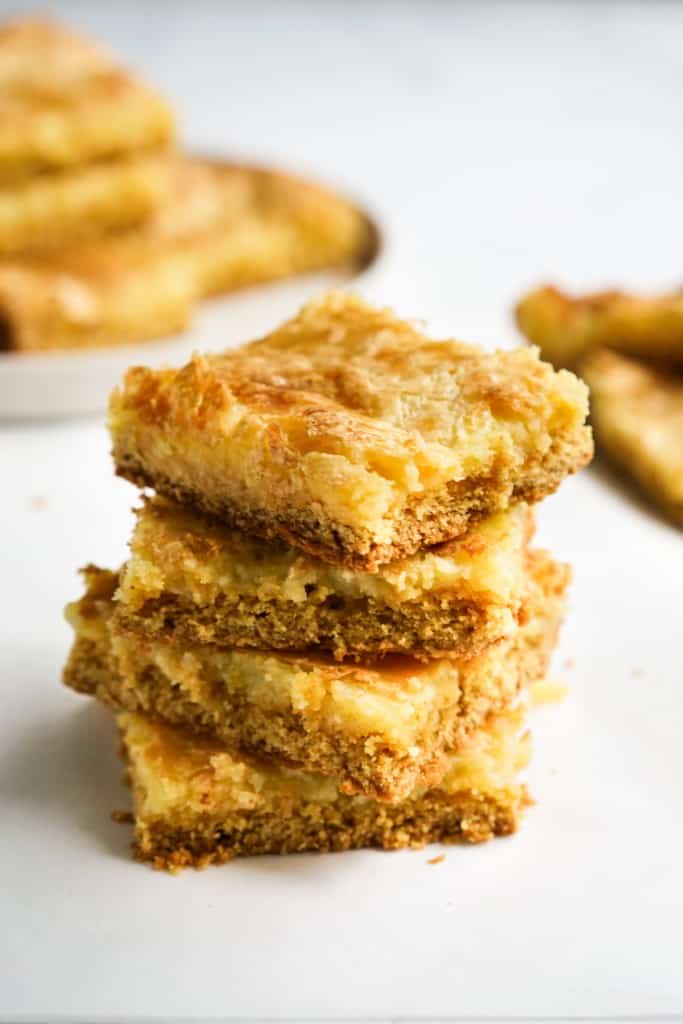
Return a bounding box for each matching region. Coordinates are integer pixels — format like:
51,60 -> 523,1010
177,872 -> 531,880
0,229 -> 384,420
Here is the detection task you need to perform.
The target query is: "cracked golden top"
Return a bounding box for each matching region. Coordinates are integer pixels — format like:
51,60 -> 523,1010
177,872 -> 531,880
0,17 -> 174,183
516,283 -> 683,368
111,293 -> 592,569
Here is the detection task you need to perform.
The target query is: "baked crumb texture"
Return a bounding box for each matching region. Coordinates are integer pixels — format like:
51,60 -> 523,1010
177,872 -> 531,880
114,496 -> 532,661
118,708 -> 532,870
0,160 -> 375,351
580,349 -> 683,527
110,293 -> 592,570
63,550 -> 568,802
0,17 -> 174,184
516,283 -> 683,368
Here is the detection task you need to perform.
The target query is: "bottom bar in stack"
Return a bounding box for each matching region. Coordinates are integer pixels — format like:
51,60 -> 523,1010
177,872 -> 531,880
118,706 -> 531,871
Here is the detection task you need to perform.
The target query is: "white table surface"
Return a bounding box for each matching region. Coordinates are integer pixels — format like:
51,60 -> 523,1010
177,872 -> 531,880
2,2 -> 683,1021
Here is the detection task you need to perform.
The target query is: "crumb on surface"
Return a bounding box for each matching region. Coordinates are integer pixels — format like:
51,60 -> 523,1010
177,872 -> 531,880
111,809 -> 134,824
30,495 -> 47,510
563,657 -> 574,670
428,854 -> 446,865
530,677 -> 568,705
631,667 -> 643,678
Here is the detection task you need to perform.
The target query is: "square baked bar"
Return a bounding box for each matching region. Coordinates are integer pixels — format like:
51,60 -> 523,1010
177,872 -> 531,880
118,707 -> 531,869
63,550 -> 567,802
115,497 -> 531,661
110,294 -> 592,570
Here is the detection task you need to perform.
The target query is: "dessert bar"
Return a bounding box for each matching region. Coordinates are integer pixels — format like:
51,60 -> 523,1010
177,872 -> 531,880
110,293 -> 592,569
119,707 -> 531,870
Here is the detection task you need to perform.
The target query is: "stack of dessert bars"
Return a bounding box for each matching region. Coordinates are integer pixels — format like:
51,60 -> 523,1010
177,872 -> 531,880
63,293 -> 592,870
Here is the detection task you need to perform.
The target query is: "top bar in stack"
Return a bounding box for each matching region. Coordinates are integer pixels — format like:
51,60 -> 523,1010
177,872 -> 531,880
111,293 -> 593,570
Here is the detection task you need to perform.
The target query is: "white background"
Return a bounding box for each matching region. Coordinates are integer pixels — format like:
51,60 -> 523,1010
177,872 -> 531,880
2,2 -> 683,1021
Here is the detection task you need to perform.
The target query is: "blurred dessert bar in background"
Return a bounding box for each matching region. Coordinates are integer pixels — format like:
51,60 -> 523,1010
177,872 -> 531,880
516,284 -> 683,367
516,283 -> 683,527
0,155 -> 170,257
0,18 -> 375,352
0,17 -> 173,256
0,17 -> 173,183
0,159 -> 374,351
581,349 -> 683,527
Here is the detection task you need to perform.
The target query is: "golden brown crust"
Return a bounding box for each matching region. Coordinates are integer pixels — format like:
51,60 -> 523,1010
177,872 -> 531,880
110,294 -> 592,569
516,283 -> 683,368
0,161 -> 374,352
114,592 -> 498,663
0,17 -> 174,184
63,550 -> 568,802
579,349 -> 683,527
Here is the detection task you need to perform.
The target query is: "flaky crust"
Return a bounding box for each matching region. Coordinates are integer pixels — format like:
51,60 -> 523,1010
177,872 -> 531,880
111,293 -> 592,569
0,17 -> 174,184
0,161 -> 375,352
516,283 -> 683,368
63,550 -> 568,802
580,349 -> 683,527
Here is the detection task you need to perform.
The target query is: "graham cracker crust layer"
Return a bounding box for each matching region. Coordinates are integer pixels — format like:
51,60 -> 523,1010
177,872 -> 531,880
134,788 -> 528,870
115,431 -> 590,572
